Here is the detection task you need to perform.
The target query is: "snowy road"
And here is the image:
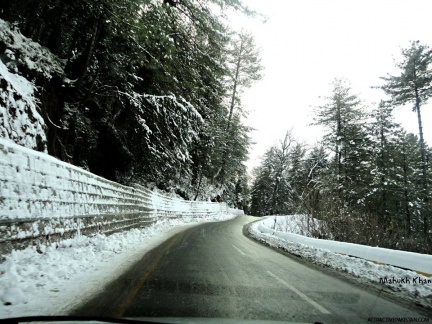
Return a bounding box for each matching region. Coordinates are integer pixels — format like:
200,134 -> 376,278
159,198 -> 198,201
71,216 -> 431,323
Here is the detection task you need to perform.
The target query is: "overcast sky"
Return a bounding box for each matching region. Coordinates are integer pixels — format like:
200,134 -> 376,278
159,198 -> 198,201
230,0 -> 432,172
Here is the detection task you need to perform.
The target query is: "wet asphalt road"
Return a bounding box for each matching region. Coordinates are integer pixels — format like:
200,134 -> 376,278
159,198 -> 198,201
72,216 -> 431,323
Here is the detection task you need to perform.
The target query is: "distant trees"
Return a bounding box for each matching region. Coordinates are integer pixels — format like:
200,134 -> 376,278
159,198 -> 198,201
0,0 -> 260,205
250,131 -> 304,216
250,75 -> 432,253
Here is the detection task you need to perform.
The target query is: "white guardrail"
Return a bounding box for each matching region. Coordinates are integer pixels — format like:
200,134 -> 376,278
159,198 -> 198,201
255,219 -> 432,275
0,138 -> 243,253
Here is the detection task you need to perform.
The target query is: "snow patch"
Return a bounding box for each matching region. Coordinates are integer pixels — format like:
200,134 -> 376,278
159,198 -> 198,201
0,18 -> 68,151
0,19 -> 64,80
254,215 -> 432,274
0,213 -> 236,317
0,59 -> 46,151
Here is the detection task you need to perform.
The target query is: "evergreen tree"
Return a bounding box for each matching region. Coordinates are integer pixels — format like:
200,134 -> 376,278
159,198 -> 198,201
250,131 -> 300,216
365,101 -> 402,224
217,31 -> 263,184
0,0 -> 256,204
297,144 -> 328,220
250,164 -> 273,216
379,41 -> 432,243
313,79 -> 370,211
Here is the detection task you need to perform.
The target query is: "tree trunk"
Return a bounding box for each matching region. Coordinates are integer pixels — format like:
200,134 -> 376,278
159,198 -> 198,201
77,17 -> 102,87
193,168 -> 203,201
402,141 -> 411,238
226,54 -> 241,134
335,101 -> 342,181
218,42 -> 243,183
380,120 -> 388,222
414,87 -> 429,244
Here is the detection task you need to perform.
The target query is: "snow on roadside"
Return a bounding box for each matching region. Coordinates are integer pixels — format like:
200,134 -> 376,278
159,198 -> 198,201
0,213 -> 236,318
248,216 -> 432,310
260,214 -> 322,237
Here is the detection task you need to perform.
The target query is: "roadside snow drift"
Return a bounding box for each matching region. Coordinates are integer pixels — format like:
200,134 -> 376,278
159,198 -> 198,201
256,216 -> 432,275
249,215 -> 432,310
0,214 -> 236,316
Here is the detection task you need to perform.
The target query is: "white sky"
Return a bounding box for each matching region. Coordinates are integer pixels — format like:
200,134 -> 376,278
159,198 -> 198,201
229,0 -> 432,171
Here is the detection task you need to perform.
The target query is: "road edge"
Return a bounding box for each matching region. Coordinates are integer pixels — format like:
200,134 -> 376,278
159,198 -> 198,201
242,219 -> 432,316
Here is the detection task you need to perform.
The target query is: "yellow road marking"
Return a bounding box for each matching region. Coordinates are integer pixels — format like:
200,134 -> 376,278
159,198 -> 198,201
112,235 -> 178,317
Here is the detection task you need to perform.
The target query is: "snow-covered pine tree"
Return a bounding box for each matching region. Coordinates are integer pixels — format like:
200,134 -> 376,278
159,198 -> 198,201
217,31 -> 263,186
0,0 -> 255,203
379,41 -> 432,246
250,131 -> 300,216
313,79 -> 370,212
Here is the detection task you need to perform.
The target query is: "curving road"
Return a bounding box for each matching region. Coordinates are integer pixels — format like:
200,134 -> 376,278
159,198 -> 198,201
72,216 -> 431,323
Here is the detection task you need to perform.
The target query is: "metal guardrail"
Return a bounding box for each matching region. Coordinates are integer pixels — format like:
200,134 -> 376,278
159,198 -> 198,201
0,212 -> 157,255
0,139 -> 244,255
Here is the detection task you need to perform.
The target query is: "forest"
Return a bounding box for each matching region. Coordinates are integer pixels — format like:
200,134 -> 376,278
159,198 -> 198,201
0,1 -> 430,253
250,45 -> 432,253
0,0 -> 263,208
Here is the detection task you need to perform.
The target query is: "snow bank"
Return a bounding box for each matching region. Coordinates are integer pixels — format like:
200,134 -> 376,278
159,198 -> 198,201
249,216 -> 432,310
0,138 -> 243,254
259,215 -> 322,237
0,213 -> 236,315
254,216 -> 432,275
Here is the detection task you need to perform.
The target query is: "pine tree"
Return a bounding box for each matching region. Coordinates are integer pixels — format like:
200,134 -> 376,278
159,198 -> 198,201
250,164 -> 273,216
366,101 -> 402,224
217,31 -> 263,184
379,41 -> 432,243
313,79 -> 369,210
297,144 -> 329,220
395,131 -> 426,249
0,0 -> 255,203
250,131 -> 299,216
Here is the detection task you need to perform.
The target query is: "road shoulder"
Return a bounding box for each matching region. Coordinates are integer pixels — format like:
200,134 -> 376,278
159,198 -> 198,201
242,219 -> 432,316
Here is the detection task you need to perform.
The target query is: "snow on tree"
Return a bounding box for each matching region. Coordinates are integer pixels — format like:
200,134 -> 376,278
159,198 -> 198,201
0,58 -> 45,150
379,41 -> 432,244
217,31 -> 263,185
250,131 -> 303,216
0,19 -> 65,151
313,79 -> 370,210
0,1 -> 256,203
